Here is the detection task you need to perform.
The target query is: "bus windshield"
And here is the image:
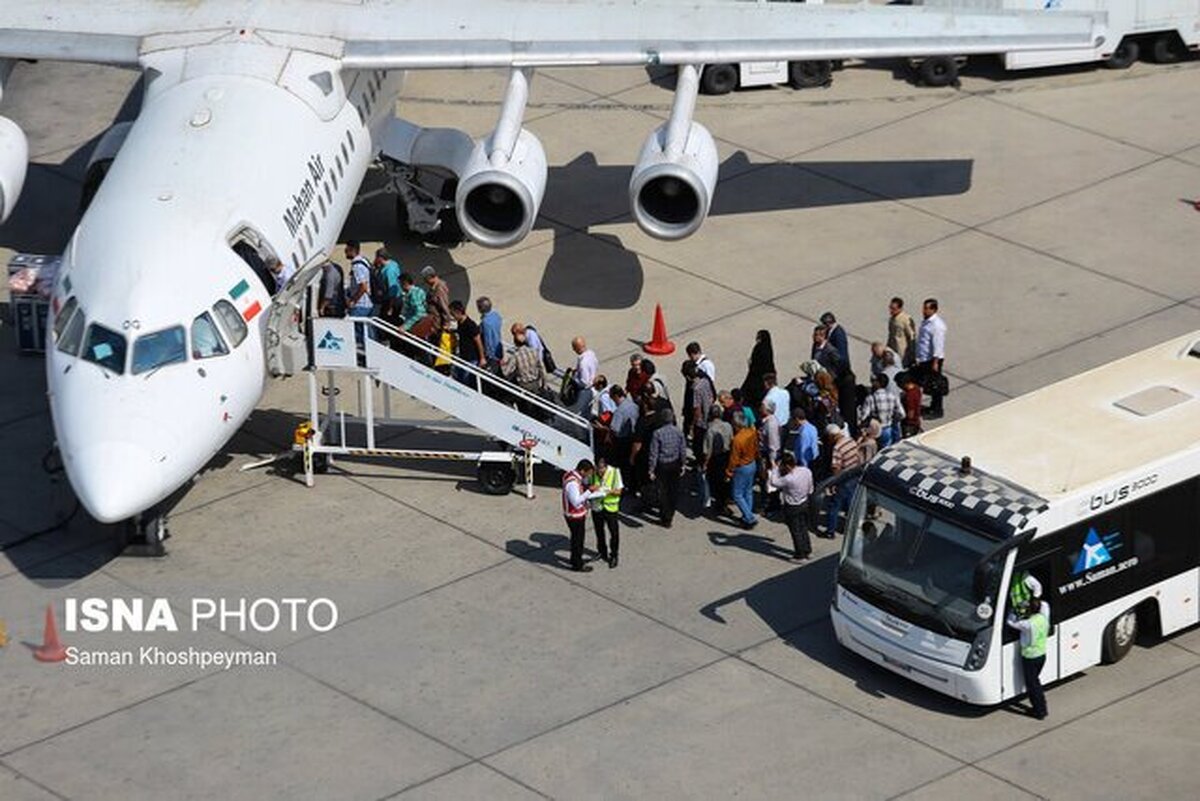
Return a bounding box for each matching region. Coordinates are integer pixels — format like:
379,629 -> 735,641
839,485 -> 1003,640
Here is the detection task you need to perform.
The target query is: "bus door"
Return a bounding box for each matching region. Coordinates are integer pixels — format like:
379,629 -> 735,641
1000,556 -> 1059,699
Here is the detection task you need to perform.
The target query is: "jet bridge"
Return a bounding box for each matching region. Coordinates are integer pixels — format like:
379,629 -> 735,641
262,267 -> 594,496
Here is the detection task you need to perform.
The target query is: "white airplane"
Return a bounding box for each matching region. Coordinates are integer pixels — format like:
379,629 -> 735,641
0,1 -> 1098,550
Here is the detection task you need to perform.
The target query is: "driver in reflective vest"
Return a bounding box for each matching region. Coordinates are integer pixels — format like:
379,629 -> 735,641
1006,573 -> 1050,720
1009,570 -> 1042,617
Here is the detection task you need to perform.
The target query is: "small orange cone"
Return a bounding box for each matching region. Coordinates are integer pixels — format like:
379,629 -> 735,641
643,304 -> 676,356
33,604 -> 68,663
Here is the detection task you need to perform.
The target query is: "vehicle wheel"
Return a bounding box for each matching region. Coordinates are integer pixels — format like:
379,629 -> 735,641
312,453 -> 330,475
789,60 -> 833,89
478,462 -> 516,496
700,64 -> 738,95
1102,608 -> 1138,664
1104,39 -> 1139,69
1151,34 -> 1185,64
919,56 -> 959,88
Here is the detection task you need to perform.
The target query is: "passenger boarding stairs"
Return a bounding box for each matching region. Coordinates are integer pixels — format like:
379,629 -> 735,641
263,264 -> 594,493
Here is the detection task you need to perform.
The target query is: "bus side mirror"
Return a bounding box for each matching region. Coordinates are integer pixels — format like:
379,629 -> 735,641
973,561 -> 997,601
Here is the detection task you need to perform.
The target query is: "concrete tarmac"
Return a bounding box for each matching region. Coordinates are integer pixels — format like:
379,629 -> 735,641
2,52 -> 1200,801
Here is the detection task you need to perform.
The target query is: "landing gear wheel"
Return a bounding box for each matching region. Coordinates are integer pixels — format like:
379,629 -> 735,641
1151,34 -> 1185,64
1102,608 -> 1138,664
700,64 -> 738,96
312,453 -> 330,475
919,56 -> 959,88
1104,39 -> 1139,69
788,60 -> 833,89
123,513 -> 168,558
478,462 -> 516,496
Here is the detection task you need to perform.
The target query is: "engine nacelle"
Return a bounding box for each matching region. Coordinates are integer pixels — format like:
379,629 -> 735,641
0,115 -> 29,225
455,128 -> 547,249
629,121 -> 719,241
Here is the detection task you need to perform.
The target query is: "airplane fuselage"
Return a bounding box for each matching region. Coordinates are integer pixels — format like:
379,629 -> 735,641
46,45 -> 402,522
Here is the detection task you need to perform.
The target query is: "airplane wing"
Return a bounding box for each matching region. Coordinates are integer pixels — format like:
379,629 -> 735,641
0,0 -> 1101,70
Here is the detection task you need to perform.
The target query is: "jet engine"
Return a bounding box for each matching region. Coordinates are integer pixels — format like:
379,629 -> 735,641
455,127 -> 547,249
0,115 -> 29,224
629,120 -> 719,241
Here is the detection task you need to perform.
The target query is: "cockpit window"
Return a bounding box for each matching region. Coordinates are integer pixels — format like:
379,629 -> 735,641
191,312 -> 228,359
56,303 -> 86,357
82,324 -> 127,374
132,326 -> 187,375
53,297 -> 78,339
212,299 -> 248,347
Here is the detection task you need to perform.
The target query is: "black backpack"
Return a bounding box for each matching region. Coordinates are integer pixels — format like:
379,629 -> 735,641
365,259 -> 389,306
526,324 -> 557,373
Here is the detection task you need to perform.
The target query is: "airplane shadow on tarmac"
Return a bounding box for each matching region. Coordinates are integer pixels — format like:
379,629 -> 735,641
343,150 -> 973,312
698,546 -> 995,717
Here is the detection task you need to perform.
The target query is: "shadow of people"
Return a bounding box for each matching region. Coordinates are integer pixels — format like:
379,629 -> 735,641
699,555 -> 991,716
506,531 -> 575,570
707,530 -> 796,562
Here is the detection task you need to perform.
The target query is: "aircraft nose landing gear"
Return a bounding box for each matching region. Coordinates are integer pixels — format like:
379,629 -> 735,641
123,511 -> 169,557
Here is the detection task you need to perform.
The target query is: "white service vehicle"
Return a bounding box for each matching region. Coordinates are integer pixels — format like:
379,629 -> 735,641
699,1 -> 838,94
911,0 -> 1200,86
831,333 -> 1200,706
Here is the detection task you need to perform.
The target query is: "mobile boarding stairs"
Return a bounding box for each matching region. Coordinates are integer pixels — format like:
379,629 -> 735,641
256,263 -> 594,496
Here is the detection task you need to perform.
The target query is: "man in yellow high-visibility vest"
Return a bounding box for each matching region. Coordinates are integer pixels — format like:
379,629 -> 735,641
587,457 -> 624,569
1006,574 -> 1050,720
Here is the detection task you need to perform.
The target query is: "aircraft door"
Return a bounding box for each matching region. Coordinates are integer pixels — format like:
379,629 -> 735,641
265,258 -> 325,378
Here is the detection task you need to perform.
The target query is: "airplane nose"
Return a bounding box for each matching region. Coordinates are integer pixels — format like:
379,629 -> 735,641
69,442 -> 163,523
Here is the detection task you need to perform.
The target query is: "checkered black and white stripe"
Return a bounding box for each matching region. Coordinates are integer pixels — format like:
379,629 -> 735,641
870,441 -> 1047,535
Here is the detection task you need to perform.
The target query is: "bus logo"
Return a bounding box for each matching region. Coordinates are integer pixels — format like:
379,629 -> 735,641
1072,528 -> 1114,575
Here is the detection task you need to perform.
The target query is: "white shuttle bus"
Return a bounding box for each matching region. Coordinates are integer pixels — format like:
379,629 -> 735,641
831,333 -> 1200,705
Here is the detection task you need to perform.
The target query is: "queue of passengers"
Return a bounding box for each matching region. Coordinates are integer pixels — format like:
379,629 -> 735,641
315,248 -> 950,563
578,301 -> 947,564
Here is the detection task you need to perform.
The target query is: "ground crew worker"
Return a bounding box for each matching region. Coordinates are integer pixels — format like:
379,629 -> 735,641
588,457 -> 624,568
562,460 -> 605,573
1009,570 -> 1042,617
1006,575 -> 1050,720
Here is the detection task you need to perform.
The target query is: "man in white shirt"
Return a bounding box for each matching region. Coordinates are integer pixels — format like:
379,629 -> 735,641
344,240 -> 374,347
915,297 -> 948,419
572,336 -> 599,388
686,341 -> 716,384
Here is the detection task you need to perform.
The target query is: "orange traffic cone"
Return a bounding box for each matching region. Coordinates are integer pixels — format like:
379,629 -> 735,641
33,603 -> 68,663
643,304 -> 676,356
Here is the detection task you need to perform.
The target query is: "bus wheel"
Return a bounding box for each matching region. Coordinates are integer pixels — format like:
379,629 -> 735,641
788,60 -> 833,89
1104,39 -> 1139,69
478,462 -> 516,496
700,64 -> 738,95
919,56 -> 959,88
1102,608 -> 1138,664
1151,34 -> 1186,64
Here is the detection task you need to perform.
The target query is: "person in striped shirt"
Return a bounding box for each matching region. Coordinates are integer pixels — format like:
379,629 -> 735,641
858,373 -> 903,448
824,424 -> 863,537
